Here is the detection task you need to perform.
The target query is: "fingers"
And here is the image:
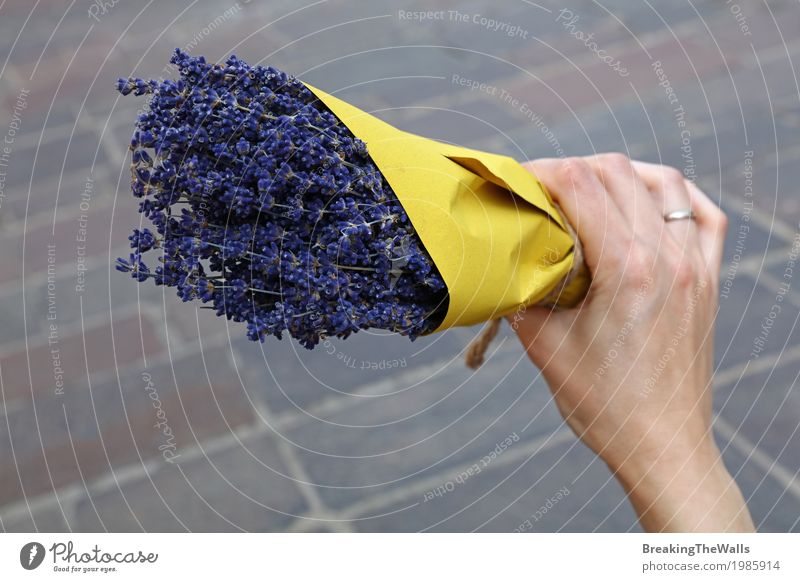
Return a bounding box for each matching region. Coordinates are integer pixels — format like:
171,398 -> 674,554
632,161 -> 727,271
524,157 -> 628,276
584,153 -> 666,243
629,161 -> 698,251
684,180 -> 728,271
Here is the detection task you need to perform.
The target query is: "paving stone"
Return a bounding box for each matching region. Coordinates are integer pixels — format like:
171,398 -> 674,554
353,434 -> 640,532
73,432 -> 307,531
382,96 -> 524,148
299,52 -> 464,112
0,288 -> 30,349
0,167 -> 108,228
0,342 -> 255,506
283,345 -> 568,509
506,95 -> 683,161
716,356 -> 800,474
717,429 -> 800,533
0,195 -> 137,286
715,271 -> 799,367
0,313 -> 162,403
354,418 -> 800,532
232,326 -> 469,416
0,249 -> 167,354
0,502 -> 70,533
0,127 -> 106,192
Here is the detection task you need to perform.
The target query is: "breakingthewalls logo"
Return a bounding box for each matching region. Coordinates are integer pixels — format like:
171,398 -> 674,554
20,542 -> 46,570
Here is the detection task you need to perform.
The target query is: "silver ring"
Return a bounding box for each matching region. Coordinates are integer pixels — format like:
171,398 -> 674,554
664,209 -> 696,222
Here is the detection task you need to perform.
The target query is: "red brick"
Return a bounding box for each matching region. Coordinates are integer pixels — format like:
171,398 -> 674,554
0,346 -> 255,505
0,194 -> 137,285
507,36 -> 732,118
0,313 -> 162,403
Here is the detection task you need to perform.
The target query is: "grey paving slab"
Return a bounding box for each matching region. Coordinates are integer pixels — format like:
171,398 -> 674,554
282,345 -> 568,509
232,325 -> 469,416
352,434 -> 641,532
715,271 -> 798,367
716,358 -> 800,476
0,502 -> 70,533
716,427 -> 800,533
72,432 -> 307,532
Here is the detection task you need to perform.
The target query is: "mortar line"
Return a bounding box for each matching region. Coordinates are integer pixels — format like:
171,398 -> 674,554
714,415 -> 800,502
235,354 -> 333,522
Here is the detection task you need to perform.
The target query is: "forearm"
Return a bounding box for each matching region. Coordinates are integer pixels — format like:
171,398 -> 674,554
611,439 -> 755,532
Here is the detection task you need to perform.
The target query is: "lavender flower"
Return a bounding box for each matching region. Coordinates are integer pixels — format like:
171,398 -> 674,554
116,49 -> 447,348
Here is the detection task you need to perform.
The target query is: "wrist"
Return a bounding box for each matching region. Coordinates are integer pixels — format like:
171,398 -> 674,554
610,429 -> 719,485
608,436 -> 754,532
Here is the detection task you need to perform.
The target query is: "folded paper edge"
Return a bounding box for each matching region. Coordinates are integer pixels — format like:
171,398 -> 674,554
302,82 -> 585,331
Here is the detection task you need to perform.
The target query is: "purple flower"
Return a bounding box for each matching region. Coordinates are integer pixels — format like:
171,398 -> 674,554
115,49 -> 447,348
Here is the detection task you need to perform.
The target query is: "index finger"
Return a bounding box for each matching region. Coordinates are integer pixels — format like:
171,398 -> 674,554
525,158 -> 629,275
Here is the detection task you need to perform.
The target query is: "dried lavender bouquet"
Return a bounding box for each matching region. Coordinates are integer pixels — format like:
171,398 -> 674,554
116,50 -> 447,348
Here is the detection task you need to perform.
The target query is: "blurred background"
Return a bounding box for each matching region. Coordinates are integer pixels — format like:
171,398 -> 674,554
0,0 -> 798,532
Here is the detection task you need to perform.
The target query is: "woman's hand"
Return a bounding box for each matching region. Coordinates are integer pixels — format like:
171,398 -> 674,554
514,154 -> 754,532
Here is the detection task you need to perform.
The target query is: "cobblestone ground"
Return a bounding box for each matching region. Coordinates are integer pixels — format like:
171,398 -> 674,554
1,0 -> 799,532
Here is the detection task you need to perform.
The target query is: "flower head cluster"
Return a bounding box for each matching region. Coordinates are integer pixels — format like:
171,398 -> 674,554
116,49 -> 447,347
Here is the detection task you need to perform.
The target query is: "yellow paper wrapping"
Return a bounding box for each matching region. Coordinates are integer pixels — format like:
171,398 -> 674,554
304,84 -> 590,332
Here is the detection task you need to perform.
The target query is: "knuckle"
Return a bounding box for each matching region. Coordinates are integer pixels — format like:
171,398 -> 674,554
623,249 -> 654,285
670,256 -> 697,289
697,269 -> 714,292
559,157 -> 594,188
600,152 -> 632,172
662,166 -> 685,186
677,266 -> 696,289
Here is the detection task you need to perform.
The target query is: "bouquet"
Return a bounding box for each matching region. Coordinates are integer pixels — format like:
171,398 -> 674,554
116,50 -> 588,364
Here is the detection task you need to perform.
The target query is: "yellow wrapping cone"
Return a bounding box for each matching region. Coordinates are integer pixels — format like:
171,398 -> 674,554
305,84 -> 590,333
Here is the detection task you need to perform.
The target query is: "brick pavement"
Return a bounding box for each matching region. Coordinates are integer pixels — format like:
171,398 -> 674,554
0,0 -> 798,532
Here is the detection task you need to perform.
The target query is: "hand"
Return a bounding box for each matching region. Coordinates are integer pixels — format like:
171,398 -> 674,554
514,154 -> 754,532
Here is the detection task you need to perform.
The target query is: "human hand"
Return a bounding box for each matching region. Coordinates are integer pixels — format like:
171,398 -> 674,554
514,154 -> 753,532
